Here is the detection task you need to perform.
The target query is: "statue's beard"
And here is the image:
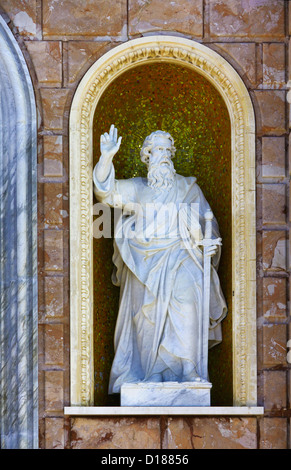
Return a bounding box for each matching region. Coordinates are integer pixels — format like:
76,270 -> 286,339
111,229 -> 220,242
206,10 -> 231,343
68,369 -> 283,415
147,160 -> 176,191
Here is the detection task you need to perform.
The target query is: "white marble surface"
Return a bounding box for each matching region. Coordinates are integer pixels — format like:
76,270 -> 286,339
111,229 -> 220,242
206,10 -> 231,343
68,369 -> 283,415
0,16 -> 38,449
121,381 -> 212,407
93,126 -> 227,394
64,406 -> 264,416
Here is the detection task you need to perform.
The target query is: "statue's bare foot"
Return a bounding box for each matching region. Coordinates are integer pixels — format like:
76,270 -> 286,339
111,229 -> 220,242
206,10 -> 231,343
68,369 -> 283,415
182,371 -> 207,383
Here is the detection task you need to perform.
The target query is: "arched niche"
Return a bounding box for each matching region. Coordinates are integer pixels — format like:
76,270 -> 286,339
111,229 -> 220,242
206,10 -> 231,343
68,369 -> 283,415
69,36 -> 256,409
93,62 -> 232,406
0,16 -> 38,447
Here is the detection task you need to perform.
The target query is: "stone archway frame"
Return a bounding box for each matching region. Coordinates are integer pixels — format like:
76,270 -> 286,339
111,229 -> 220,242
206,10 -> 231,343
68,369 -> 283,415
69,36 -> 256,408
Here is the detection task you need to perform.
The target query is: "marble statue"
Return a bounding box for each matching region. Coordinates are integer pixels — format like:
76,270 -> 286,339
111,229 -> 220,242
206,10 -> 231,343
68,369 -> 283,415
93,125 -> 227,397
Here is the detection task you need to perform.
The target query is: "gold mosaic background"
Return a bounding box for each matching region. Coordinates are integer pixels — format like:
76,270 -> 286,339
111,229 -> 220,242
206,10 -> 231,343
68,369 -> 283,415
93,62 -> 232,406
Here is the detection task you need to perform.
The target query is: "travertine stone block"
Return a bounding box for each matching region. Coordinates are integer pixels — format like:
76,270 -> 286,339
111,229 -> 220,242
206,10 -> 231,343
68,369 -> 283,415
43,0 -> 127,38
44,324 -> 64,366
289,134 -> 291,174
0,0 -> 38,37
209,0 -> 285,39
66,41 -> 110,85
262,137 -> 285,179
261,43 -> 285,89
214,43 -> 257,87
262,231 -> 286,272
40,89 -> 68,131
288,39 -> 291,82
43,135 -> 63,177
166,417 -> 257,449
287,237 -> 291,270
262,324 -> 287,366
255,90 -> 286,136
70,417 -> 160,449
262,277 -> 287,320
262,184 -> 286,226
262,371 -> 287,411
44,371 -> 64,412
259,418 -> 287,449
44,229 -> 63,271
128,0 -> 203,37
45,418 -> 65,449
44,183 -> 64,226
44,277 -> 64,319
25,41 -> 62,87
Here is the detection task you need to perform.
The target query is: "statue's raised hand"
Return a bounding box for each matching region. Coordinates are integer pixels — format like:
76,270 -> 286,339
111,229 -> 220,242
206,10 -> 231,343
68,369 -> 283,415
100,124 -> 122,161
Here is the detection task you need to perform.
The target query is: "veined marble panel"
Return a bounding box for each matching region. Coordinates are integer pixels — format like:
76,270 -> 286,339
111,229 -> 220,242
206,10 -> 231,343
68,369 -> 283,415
0,16 -> 38,449
121,382 -> 212,407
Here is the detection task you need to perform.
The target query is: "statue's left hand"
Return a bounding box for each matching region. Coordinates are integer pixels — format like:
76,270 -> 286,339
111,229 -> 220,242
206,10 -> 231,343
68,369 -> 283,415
203,238 -> 222,258
205,244 -> 218,258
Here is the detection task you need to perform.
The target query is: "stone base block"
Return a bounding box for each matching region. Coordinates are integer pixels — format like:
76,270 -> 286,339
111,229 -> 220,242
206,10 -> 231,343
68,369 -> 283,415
120,381 -> 212,407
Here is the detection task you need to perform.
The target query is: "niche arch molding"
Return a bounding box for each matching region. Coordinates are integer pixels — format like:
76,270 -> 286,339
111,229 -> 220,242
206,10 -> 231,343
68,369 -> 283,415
69,36 -> 256,408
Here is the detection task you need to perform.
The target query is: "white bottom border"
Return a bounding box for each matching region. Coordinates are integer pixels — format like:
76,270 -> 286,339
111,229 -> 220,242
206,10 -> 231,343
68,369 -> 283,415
64,406 -> 264,416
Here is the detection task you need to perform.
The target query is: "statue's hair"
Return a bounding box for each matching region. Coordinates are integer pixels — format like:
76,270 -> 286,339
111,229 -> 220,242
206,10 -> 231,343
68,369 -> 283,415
140,130 -> 176,165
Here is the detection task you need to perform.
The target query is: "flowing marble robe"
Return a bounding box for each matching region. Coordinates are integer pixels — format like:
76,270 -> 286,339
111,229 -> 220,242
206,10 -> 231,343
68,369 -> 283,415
93,164 -> 227,394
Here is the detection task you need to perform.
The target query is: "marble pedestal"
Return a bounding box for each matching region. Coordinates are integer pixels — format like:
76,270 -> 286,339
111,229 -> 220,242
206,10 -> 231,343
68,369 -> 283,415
121,381 -> 212,407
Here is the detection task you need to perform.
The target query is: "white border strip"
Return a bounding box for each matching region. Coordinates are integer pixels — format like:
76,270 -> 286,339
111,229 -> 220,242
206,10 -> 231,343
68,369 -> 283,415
64,406 -> 264,416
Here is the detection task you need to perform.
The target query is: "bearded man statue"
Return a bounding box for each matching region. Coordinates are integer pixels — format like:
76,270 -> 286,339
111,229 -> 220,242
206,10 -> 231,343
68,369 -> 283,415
93,125 -> 227,395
